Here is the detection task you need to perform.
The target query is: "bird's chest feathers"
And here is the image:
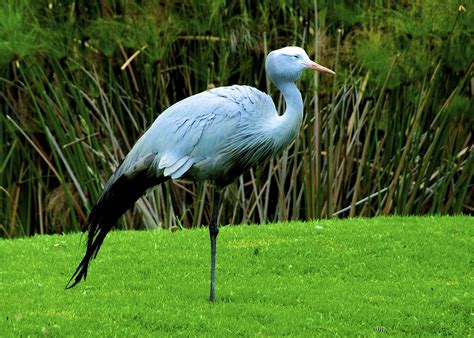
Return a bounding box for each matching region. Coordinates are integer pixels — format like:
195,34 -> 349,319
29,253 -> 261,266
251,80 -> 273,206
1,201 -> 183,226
154,86 -> 300,183
188,115 -> 296,185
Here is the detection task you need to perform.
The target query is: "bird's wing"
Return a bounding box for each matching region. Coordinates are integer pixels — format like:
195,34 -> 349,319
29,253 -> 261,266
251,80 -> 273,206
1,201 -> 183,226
120,85 -> 276,180
66,86 -> 276,288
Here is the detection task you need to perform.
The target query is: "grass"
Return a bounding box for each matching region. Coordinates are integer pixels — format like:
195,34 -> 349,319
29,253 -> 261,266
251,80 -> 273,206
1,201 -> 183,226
1,216 -> 472,335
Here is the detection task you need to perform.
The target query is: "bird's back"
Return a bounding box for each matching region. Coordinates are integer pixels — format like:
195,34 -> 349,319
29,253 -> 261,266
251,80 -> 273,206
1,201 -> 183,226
117,85 -> 281,185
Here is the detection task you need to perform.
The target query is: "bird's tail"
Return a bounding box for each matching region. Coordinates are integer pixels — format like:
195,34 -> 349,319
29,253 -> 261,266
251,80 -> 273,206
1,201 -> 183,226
66,167 -> 167,289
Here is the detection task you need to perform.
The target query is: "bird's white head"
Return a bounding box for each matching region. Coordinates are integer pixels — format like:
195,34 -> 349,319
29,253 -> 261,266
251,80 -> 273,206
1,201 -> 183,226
265,46 -> 335,86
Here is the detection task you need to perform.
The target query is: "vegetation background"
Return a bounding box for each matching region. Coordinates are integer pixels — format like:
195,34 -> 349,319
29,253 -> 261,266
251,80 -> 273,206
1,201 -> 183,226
1,0 -> 472,238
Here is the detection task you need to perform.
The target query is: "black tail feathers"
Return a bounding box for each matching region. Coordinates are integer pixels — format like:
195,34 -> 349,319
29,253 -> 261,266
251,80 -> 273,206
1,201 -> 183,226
66,170 -> 167,289
65,219 -> 111,289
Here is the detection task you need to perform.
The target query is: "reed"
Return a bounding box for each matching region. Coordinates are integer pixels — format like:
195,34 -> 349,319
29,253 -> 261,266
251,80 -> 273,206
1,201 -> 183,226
1,1 -> 472,237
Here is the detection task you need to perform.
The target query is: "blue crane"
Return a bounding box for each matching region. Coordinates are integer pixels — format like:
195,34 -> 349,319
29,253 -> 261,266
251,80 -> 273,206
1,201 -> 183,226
66,46 -> 335,302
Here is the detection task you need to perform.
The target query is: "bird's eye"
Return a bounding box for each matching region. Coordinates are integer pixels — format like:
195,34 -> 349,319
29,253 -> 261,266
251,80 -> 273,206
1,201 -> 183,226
292,55 -> 299,59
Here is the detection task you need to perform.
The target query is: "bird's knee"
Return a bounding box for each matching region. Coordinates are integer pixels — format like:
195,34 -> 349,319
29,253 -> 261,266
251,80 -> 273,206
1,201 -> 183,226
209,225 -> 219,238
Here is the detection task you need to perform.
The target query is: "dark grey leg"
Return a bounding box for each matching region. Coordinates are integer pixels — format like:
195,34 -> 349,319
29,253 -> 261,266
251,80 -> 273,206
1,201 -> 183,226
209,189 -> 220,303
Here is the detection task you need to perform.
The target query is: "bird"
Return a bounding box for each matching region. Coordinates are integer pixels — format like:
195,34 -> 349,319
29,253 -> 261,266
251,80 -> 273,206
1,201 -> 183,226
66,46 -> 335,302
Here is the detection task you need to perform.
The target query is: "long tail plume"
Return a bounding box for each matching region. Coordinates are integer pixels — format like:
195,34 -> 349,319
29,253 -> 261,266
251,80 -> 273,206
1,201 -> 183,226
66,169 -> 166,289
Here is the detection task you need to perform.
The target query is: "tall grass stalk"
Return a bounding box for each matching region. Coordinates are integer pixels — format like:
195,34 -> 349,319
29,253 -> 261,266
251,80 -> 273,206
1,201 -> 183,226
1,1 -> 471,237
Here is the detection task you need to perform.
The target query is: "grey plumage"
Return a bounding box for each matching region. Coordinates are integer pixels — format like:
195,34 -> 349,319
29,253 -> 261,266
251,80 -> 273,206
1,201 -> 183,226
115,85 -> 296,185
66,46 -> 335,302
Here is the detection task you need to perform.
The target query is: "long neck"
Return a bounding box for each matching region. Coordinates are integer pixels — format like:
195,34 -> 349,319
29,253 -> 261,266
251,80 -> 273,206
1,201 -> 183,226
278,81 -> 303,123
272,81 -> 304,147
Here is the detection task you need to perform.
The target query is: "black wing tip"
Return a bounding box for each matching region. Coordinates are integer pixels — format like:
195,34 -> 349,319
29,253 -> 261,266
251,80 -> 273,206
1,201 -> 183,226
65,265 -> 89,288
65,274 -> 81,289
65,278 -> 80,290
65,255 -> 90,290
65,170 -> 167,292
65,269 -> 86,290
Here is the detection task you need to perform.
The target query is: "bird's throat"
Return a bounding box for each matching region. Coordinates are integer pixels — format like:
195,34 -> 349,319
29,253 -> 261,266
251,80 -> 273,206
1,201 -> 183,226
279,82 -> 304,133
270,81 -> 304,151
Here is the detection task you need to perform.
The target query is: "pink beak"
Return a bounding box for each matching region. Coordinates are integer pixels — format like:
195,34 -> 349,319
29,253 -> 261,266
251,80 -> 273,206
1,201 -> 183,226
305,60 -> 335,75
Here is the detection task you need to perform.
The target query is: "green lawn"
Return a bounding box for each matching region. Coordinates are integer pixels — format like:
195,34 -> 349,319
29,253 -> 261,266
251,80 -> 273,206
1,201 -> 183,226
1,216 -> 472,335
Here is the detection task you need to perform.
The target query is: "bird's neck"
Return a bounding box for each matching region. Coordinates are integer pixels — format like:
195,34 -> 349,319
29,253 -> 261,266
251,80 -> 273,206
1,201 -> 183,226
279,81 -> 303,120
274,81 -> 304,143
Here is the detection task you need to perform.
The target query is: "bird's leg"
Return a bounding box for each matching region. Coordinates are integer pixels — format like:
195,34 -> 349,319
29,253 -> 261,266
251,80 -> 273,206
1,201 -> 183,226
209,188 -> 220,303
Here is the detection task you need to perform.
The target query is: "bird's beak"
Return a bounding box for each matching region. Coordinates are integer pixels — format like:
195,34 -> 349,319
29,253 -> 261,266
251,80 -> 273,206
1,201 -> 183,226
305,61 -> 335,75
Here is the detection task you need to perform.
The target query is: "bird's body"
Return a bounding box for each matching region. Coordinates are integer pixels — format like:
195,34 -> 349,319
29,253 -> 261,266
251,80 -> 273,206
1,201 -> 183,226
118,85 -> 298,186
67,46 -> 334,302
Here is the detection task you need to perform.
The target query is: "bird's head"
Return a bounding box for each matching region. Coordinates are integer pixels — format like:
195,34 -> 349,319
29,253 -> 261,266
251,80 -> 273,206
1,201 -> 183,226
265,46 -> 335,85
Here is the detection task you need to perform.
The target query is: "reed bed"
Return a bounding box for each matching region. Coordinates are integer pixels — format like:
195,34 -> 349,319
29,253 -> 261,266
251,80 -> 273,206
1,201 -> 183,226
1,1 -> 472,237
